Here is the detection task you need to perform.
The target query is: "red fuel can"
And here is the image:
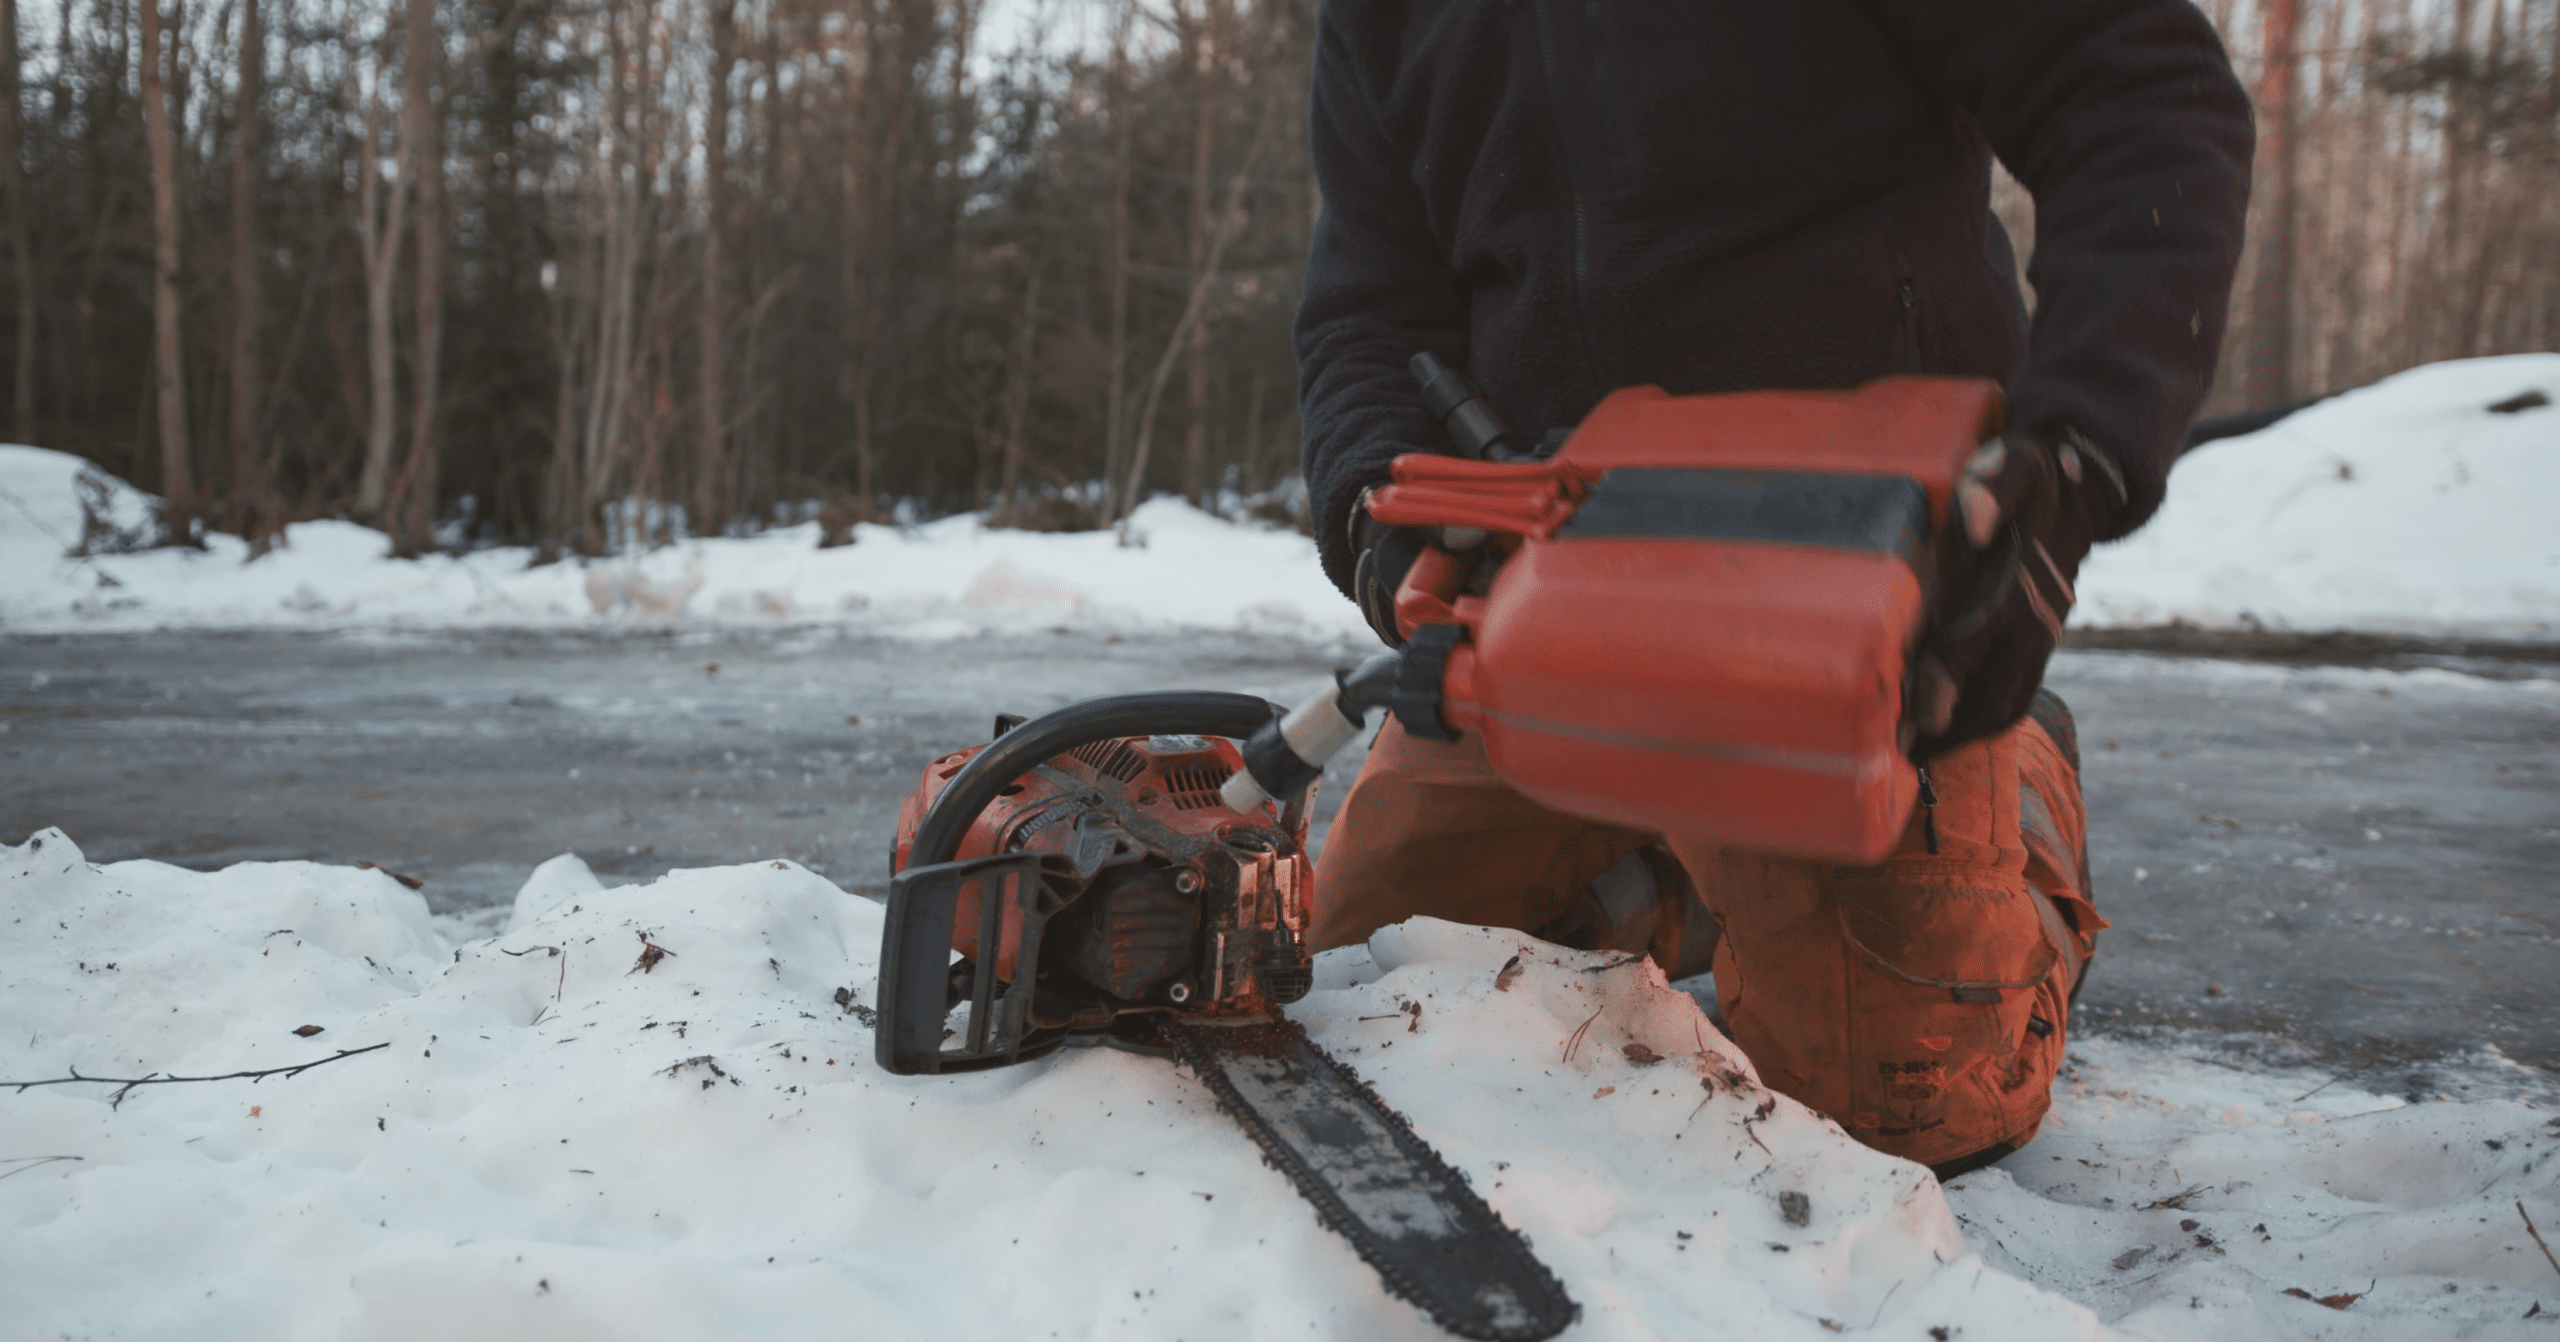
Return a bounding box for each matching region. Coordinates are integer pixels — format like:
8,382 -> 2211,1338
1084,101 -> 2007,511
1367,376 -> 2001,864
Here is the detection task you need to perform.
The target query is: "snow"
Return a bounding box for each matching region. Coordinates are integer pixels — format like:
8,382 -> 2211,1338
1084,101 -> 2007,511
1946,1036 -> 2560,1339
0,443 -> 1372,644
8,356 -> 2556,1334
8,829 -> 2555,1339
2075,353 -> 2560,641
5,356 -> 2554,643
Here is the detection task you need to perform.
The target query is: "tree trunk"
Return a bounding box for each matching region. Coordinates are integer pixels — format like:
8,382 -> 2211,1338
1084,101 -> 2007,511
579,0 -> 647,553
0,0 -> 32,444
695,0 -> 734,535
1099,2 -> 1132,519
140,0 -> 192,529
996,268 -> 1037,507
1117,90 -> 1272,524
1178,0 -> 1214,506
2246,0 -> 2300,406
2426,0 -> 2478,361
390,0 -> 445,555
353,25 -> 409,519
227,0 -> 267,546
2451,0 -> 2509,357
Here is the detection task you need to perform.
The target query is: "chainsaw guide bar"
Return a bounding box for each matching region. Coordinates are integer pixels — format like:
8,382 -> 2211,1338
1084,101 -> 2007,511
1162,1015 -> 1578,1341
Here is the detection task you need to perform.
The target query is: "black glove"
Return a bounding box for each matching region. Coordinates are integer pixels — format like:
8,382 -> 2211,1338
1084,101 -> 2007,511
1910,429 -> 2126,758
1349,488 -> 1431,648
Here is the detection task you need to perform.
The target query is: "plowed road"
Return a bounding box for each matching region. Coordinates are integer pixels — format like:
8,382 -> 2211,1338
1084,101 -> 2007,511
5,629 -> 2554,1101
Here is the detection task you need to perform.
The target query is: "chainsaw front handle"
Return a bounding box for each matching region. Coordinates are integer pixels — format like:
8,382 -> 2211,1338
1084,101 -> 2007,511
877,851 -> 1084,1075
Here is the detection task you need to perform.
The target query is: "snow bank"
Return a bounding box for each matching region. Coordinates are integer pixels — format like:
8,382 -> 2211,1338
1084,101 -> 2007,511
0,444 -> 1369,643
0,829 -> 2080,1340
5,354 -> 2555,642
1945,1037 -> 2560,1339
2077,354 -> 2560,640
8,830 -> 2553,1340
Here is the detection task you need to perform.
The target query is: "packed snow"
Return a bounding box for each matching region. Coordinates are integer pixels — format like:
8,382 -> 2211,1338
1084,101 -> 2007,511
0,443 -> 1373,643
2076,353 -> 2560,640
7,830 -> 2555,1340
3,356 -> 2554,643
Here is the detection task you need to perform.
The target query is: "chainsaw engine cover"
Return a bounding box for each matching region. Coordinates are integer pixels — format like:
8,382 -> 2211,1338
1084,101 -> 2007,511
1372,377 -> 2002,865
891,728 -> 1314,1026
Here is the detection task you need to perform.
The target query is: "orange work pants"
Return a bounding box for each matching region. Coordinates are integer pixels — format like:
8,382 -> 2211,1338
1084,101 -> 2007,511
1312,702 -> 2103,1173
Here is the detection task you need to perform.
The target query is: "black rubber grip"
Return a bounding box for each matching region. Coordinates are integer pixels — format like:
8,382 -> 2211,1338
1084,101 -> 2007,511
1239,719 -> 1324,805
906,692 -> 1280,868
1392,625 -> 1465,742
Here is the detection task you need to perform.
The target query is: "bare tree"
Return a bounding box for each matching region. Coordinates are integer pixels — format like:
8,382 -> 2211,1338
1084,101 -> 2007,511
694,0 -> 736,534
2247,0 -> 2301,404
226,0 -> 268,544
13,0 -> 2548,559
1177,0 -> 1219,506
1099,0 -> 1133,515
351,17 -> 410,518
996,269 -> 1038,508
387,0 -> 446,555
1115,85 -> 1273,524
140,0 -> 192,526
0,0 -> 31,443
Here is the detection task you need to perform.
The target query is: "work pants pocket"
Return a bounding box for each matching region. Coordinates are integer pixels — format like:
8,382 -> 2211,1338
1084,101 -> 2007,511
1830,866 -> 2063,1165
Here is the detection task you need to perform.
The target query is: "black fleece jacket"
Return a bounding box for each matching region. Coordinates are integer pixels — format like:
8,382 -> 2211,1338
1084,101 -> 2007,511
1294,0 -> 2254,598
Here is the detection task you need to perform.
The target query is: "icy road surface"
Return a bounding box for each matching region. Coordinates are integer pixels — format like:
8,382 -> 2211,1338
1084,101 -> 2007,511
3,628 -> 2555,1100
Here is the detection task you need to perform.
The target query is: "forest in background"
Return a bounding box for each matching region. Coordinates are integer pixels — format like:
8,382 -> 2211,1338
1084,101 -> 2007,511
0,0 -> 2554,555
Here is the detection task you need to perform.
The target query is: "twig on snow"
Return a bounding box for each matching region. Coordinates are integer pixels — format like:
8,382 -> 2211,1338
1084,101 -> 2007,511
503,944 -> 569,1022
2521,1201 -> 2560,1281
3,1043 -> 392,1109
0,1155 -> 86,1181
630,931 -> 675,975
1561,1005 -> 1605,1065
1864,1280 -> 1901,1330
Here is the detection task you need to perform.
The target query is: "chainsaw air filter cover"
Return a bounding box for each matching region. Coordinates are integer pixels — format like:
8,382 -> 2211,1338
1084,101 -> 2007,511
1370,376 -> 2003,865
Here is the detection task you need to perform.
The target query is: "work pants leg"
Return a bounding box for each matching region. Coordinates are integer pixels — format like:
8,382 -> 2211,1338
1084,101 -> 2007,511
1312,696 -> 2102,1175
1671,700 -> 2102,1173
1310,717 -> 1653,952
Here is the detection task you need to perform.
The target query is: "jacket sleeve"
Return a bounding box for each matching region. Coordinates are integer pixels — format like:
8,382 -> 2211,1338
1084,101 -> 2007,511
1863,0 -> 2254,538
1293,8 -> 1469,598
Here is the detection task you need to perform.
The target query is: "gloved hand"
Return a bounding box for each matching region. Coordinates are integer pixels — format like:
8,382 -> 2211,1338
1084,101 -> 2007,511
1349,487 -> 1431,648
1910,429 -> 2127,757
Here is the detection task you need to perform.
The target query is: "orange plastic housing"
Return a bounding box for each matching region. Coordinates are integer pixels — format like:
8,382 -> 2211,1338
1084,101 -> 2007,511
1367,377 -> 2002,864
894,732 -> 1305,982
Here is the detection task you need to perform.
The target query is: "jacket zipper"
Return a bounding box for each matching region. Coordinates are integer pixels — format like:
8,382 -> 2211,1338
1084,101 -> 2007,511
1526,0 -> 1610,402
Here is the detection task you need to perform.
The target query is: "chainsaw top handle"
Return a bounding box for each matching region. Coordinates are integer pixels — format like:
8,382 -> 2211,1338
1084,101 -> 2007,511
904,691 -> 1282,868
